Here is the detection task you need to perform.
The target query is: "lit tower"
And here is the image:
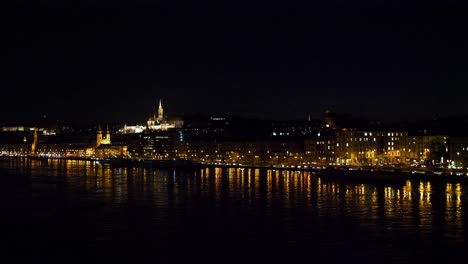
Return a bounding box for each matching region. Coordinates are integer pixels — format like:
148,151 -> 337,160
31,128 -> 38,154
157,99 -> 164,122
103,125 -> 111,144
96,124 -> 103,147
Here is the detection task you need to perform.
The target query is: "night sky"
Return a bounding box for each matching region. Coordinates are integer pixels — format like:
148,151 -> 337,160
3,0 -> 468,124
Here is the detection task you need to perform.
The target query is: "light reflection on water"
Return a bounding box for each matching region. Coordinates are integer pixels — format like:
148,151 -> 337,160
1,158 -> 467,263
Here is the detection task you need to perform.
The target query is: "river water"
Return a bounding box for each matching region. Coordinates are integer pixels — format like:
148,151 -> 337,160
1,158 -> 467,263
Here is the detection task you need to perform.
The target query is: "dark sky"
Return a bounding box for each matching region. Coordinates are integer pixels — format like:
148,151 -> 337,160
2,0 -> 468,124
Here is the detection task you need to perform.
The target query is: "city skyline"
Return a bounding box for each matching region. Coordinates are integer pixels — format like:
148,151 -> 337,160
3,1 -> 467,260
3,1 -> 468,123
2,97 -> 468,127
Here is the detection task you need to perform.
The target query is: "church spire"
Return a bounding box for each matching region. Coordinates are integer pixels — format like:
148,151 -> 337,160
96,124 -> 103,147
158,99 -> 164,121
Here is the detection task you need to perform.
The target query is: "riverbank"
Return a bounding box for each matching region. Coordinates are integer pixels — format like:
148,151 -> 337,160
200,162 -> 468,184
0,155 -> 200,170
1,155 -> 467,183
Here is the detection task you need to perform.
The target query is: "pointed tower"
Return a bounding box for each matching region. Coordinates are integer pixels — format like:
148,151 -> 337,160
31,128 -> 38,154
157,99 -> 164,122
96,124 -> 103,147
103,125 -> 111,144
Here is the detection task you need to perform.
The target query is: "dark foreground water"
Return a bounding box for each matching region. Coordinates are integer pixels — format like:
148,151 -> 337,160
1,158 -> 467,263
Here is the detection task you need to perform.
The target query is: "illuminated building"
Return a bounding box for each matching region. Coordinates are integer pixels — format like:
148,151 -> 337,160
406,135 -> 448,165
126,131 -> 175,159
147,99 -> 165,128
1,126 -> 28,132
96,125 -> 111,147
304,132 -> 335,165
121,124 -> 146,134
93,125 -> 128,158
334,130 -> 408,165
184,139 -> 304,166
1,126 -> 56,135
448,137 -> 468,168
95,144 -> 128,158
120,100 -> 184,134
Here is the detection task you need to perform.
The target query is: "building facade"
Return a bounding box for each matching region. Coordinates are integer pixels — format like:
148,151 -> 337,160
334,130 -> 408,165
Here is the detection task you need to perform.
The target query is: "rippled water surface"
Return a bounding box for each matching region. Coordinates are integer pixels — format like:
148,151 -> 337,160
1,158 -> 467,263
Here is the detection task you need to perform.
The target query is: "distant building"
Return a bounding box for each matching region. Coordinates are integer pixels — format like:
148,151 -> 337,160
304,130 -> 336,165
449,137 -> 468,168
406,135 -> 448,165
126,131 -> 176,159
93,125 -> 128,158
120,100 -> 184,134
1,126 -> 56,135
334,130 -> 408,165
96,125 -> 111,147
1,126 -> 28,132
60,125 -> 128,158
